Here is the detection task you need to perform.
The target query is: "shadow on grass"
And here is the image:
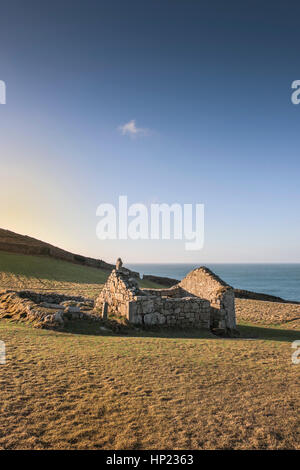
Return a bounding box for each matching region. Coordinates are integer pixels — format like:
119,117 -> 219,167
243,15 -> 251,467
62,320 -> 214,340
237,324 -> 300,342
61,320 -> 300,342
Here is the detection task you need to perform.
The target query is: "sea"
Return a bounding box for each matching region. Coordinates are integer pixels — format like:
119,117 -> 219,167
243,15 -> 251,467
127,263 -> 300,302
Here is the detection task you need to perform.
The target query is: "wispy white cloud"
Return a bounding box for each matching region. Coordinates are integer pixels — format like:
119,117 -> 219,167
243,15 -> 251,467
118,119 -> 150,138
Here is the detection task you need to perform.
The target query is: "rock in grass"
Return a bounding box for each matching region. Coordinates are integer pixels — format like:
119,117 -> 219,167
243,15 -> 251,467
99,326 -> 112,332
40,302 -> 63,309
64,306 -> 81,313
54,311 -> 64,325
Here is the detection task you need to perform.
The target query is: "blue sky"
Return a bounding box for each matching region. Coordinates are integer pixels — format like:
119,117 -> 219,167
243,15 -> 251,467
0,1 -> 300,263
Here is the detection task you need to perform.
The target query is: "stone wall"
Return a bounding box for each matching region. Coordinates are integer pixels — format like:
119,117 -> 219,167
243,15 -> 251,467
95,266 -> 237,332
141,285 -> 182,298
142,274 -> 179,287
128,296 -> 210,327
179,267 -> 236,330
95,269 -> 210,328
0,290 -> 97,329
95,269 -> 143,318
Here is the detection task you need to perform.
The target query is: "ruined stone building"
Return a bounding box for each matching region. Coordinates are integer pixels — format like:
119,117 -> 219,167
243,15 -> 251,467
95,265 -> 237,333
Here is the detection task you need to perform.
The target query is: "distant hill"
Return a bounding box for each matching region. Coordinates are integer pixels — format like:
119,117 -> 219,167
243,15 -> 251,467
0,250 -> 164,294
0,228 -> 177,286
0,228 -> 114,271
2,229 -> 295,302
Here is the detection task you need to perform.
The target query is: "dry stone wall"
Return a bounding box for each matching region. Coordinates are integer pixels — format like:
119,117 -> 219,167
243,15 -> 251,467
179,267 -> 236,330
141,285 -> 182,298
0,290 -> 97,329
95,269 -> 142,318
95,265 -> 237,332
95,269 -> 211,328
128,296 -> 210,327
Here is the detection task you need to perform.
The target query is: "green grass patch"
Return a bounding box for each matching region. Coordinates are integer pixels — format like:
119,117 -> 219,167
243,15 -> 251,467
0,251 -> 163,293
0,251 -> 108,283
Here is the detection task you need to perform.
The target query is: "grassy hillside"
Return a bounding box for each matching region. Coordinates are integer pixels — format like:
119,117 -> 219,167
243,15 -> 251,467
0,228 -> 114,270
0,251 -> 163,297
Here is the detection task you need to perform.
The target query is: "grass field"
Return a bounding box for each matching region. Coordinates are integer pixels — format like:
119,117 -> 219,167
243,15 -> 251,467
0,251 -> 163,297
0,251 -> 299,450
0,321 -> 299,450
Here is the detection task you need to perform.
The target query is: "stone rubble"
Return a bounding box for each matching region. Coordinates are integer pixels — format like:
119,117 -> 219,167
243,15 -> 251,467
0,290 -> 98,329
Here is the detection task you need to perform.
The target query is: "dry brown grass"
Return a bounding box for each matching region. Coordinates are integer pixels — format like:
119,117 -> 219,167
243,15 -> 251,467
236,298 -> 300,329
0,272 -> 102,298
0,318 -> 299,450
0,252 -> 299,450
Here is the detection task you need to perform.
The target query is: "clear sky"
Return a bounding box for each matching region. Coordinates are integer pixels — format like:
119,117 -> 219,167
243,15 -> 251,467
0,1 -> 300,263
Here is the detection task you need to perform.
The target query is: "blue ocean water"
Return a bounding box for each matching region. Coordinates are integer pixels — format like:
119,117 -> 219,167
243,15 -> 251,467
127,264 -> 300,302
